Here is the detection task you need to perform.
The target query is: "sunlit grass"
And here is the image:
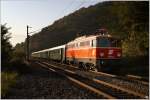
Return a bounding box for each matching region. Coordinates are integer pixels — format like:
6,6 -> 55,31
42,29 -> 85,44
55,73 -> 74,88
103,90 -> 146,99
1,71 -> 18,97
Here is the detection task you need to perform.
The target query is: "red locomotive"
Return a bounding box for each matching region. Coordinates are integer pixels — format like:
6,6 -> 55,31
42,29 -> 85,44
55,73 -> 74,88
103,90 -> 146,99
66,29 -> 122,71
32,28 -> 122,71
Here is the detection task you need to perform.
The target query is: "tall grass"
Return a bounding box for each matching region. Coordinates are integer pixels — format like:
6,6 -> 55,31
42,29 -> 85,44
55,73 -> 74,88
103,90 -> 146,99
106,56 -> 149,77
1,72 -> 18,97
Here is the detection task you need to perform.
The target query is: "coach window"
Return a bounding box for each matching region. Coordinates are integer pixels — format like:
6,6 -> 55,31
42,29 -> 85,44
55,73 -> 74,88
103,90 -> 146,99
70,45 -> 72,48
75,43 -> 78,48
59,49 -> 61,54
67,45 -> 69,48
85,41 -> 90,46
70,44 -> 72,48
48,51 -> 50,57
68,44 -> 72,48
80,42 -> 84,47
72,44 -> 75,48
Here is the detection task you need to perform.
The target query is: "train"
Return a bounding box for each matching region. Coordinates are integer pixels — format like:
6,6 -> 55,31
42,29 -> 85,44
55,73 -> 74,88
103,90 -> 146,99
31,29 -> 122,71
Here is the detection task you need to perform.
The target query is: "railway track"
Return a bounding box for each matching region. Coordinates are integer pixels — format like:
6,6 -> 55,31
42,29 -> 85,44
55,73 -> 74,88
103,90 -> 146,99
35,61 -> 114,99
49,60 -> 149,95
33,60 -> 148,99
44,60 -> 149,92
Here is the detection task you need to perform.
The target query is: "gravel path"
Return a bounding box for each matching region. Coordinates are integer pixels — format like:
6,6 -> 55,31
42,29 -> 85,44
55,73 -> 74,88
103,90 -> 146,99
4,62 -> 101,99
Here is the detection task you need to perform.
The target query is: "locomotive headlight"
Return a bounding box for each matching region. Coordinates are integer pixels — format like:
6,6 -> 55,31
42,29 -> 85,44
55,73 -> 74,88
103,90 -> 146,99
100,53 -> 104,57
117,53 -> 121,57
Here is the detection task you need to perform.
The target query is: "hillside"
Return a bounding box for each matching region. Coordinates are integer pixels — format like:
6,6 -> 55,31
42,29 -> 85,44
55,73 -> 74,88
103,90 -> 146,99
29,1 -> 149,57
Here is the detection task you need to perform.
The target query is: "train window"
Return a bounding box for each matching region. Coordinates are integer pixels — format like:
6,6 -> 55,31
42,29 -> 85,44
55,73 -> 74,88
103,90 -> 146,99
80,42 -> 84,46
85,41 -> 90,46
72,44 -> 75,48
98,38 -> 110,47
67,44 -> 72,48
98,38 -> 120,47
48,51 -> 50,57
75,43 -> 78,48
80,41 -> 90,47
67,43 -> 75,48
67,45 -> 70,48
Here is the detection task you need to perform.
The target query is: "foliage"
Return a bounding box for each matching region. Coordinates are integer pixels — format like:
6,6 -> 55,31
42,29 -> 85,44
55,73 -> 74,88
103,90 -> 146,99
1,24 -> 13,69
108,56 -> 149,76
122,31 -> 149,57
12,42 -> 25,62
1,25 -> 30,98
113,1 -> 149,57
1,72 -> 18,98
29,1 -> 148,58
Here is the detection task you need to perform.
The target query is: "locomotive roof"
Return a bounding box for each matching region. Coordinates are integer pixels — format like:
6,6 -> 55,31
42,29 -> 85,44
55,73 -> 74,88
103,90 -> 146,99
32,34 -> 117,54
32,45 -> 65,54
67,34 -> 112,45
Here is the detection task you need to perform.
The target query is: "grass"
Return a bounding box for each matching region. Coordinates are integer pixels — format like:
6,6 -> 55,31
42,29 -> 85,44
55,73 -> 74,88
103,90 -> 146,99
1,71 -> 18,98
105,56 -> 149,77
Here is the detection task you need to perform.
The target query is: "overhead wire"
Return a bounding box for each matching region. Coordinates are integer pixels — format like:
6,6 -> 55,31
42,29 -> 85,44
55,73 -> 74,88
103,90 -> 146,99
29,28 -> 42,35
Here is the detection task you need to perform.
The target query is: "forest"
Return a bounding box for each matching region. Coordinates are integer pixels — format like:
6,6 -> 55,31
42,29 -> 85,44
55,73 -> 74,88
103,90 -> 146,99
27,1 -> 149,76
1,1 -> 149,96
2,1 -> 149,77
29,1 -> 148,59
1,1 -> 149,98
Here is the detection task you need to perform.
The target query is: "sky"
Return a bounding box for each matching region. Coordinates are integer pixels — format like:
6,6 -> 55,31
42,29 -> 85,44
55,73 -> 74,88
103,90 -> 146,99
1,0 -> 105,46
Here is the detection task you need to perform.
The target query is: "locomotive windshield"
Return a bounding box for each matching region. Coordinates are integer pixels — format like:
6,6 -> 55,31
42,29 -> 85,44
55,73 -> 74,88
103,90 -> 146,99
97,38 -> 121,47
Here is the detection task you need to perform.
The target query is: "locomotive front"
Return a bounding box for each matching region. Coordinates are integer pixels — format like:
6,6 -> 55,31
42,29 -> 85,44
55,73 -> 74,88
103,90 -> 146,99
66,28 -> 122,71
95,35 -> 122,71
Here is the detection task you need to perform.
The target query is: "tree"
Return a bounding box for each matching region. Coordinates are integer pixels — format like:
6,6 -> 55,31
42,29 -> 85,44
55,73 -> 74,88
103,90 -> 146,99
29,1 -> 148,57
115,1 -> 149,57
1,24 -> 13,68
12,42 -> 25,62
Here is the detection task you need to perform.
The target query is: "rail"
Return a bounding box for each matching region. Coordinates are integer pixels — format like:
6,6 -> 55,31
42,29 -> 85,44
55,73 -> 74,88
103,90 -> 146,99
36,61 -> 115,99
34,60 -> 148,99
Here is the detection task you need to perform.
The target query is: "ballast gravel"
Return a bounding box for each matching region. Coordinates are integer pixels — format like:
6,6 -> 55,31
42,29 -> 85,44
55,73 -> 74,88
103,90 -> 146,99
5,62 -> 101,99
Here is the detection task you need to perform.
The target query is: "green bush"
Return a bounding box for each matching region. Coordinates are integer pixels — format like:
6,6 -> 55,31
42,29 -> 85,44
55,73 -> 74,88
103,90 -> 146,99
1,72 -> 18,97
108,56 -> 149,76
